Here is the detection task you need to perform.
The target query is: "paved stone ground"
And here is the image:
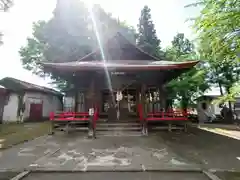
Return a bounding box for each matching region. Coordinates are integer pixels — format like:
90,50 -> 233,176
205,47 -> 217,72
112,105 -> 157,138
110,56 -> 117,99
0,128 -> 240,179
23,172 -> 209,180
158,128 -> 240,171
0,132 -> 199,172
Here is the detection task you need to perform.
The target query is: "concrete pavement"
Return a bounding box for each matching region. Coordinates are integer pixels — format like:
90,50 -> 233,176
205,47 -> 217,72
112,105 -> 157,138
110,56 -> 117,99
0,133 -> 198,172
0,129 -> 240,179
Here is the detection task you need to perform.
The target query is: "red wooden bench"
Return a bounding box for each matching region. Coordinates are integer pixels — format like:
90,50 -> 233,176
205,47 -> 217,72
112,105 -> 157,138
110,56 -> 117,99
49,108 -> 99,134
137,104 -> 189,132
146,110 -> 188,121
50,112 -> 89,121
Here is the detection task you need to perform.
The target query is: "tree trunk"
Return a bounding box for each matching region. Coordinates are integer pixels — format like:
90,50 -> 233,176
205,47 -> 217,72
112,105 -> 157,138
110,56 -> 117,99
226,87 -> 232,111
218,82 -> 224,96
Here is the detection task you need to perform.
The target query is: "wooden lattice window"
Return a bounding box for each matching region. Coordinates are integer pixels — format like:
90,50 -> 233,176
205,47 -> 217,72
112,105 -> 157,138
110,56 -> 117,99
63,96 -> 75,112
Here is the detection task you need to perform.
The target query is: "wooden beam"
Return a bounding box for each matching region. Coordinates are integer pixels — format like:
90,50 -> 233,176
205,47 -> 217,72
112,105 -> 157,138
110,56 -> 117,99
86,76 -> 96,138
140,83 -> 148,135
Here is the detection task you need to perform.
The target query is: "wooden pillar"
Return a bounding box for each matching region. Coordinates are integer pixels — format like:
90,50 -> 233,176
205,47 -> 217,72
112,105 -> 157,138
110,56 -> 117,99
140,83 -> 148,135
159,86 -> 167,111
160,86 -> 171,131
86,77 -> 96,138
136,86 -> 140,116
74,91 -> 78,112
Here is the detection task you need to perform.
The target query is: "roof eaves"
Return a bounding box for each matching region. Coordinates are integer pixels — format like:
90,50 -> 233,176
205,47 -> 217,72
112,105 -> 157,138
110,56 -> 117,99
0,77 -> 62,96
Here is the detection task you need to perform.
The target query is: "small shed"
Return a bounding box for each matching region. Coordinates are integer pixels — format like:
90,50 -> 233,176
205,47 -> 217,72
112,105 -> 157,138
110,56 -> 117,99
0,85 -> 7,123
196,95 -> 240,123
0,77 -> 63,122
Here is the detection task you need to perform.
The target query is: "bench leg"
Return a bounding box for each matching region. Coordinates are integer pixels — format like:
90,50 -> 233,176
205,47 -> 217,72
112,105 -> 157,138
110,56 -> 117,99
168,123 -> 172,132
93,128 -> 96,139
65,123 -> 70,134
145,124 -> 148,136
141,124 -> 145,135
88,117 -> 96,139
49,121 -> 55,135
141,121 -> 148,136
184,123 -> 188,132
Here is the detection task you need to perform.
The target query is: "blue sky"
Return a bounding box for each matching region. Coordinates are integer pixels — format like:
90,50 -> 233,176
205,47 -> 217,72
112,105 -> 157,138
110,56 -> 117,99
0,0 -> 220,94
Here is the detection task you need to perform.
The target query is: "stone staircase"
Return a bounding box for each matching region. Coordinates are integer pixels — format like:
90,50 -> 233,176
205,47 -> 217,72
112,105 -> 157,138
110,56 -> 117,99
96,119 -> 143,136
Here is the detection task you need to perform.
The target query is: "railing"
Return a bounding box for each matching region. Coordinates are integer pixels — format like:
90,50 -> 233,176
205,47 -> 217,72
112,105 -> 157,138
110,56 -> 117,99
137,104 -> 189,121
49,107 -> 99,137
49,112 -> 90,121
146,110 -> 188,121
49,107 -> 99,127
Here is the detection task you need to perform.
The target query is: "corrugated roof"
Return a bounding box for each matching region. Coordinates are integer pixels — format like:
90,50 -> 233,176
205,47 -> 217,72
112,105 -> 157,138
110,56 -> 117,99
0,77 -> 62,96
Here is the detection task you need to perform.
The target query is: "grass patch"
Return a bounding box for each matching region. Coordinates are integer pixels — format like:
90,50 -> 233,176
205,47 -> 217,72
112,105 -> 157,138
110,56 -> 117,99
0,122 -> 51,149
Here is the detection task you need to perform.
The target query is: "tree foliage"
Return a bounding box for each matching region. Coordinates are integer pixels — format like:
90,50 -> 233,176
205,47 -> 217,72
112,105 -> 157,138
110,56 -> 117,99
0,0 -> 13,45
189,0 -> 240,105
0,0 -> 12,11
166,33 -> 208,109
19,0 -> 137,89
136,5 -> 162,58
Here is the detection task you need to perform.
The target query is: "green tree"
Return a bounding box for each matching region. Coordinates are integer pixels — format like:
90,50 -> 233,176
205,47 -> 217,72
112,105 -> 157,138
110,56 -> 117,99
19,0 -> 137,89
137,5 -> 162,58
165,33 -> 208,110
187,0 -> 240,109
0,0 -> 12,11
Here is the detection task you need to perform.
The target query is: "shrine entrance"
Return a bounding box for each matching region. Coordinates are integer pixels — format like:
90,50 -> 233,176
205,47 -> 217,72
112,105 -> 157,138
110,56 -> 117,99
43,32 -> 198,137
101,88 -> 138,121
118,88 -> 137,121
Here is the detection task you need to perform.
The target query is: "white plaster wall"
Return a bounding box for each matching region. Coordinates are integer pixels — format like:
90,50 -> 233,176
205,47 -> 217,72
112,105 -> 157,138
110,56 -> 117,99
213,104 -> 221,115
3,93 -> 18,122
2,92 -> 62,122
24,92 -> 62,118
197,99 -> 216,122
197,98 -> 236,118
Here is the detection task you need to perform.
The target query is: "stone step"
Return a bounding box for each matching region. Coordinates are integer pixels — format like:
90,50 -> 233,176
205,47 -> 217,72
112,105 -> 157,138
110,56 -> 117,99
96,126 -> 142,131
97,119 -> 139,123
96,121 -> 141,131
97,131 -> 143,136
97,123 -> 141,127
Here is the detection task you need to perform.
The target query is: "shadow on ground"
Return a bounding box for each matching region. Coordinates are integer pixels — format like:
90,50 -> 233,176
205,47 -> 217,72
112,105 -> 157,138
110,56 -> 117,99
157,128 -> 240,170
214,171 -> 240,180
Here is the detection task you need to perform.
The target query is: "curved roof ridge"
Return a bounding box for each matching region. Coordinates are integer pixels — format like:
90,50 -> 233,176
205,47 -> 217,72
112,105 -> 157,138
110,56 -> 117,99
77,32 -> 161,62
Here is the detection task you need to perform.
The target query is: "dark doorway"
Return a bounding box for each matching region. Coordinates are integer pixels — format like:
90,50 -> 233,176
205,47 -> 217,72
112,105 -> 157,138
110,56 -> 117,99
0,97 -> 4,123
101,89 -> 138,121
29,103 -> 43,121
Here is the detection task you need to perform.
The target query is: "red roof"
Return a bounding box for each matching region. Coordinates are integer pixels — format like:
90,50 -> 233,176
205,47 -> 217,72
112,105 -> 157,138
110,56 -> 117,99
43,60 -> 199,72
